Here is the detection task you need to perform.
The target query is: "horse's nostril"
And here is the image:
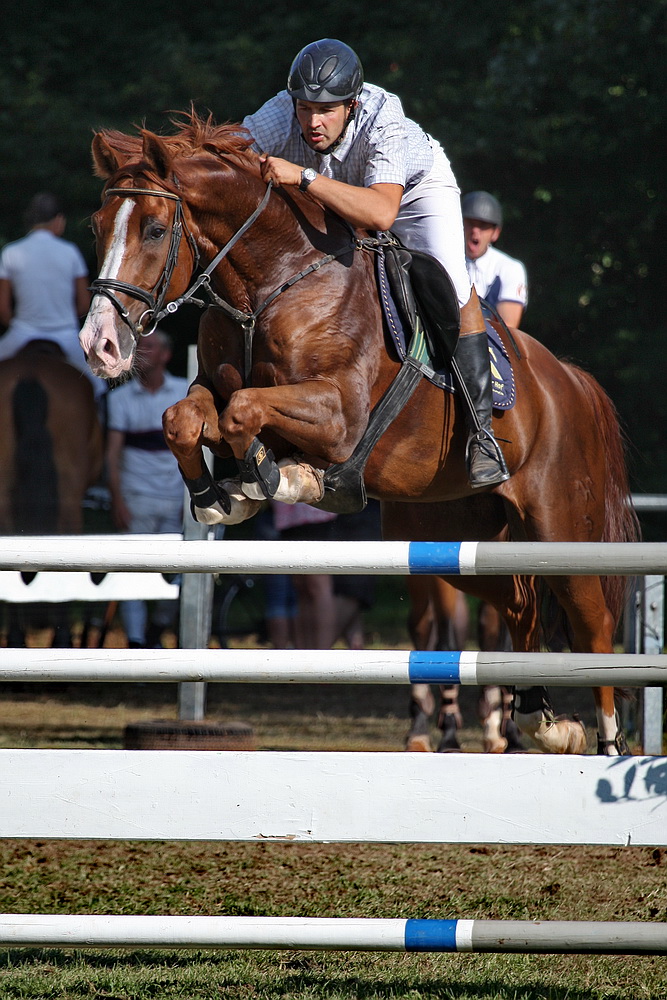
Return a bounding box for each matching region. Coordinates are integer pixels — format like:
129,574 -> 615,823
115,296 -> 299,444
103,339 -> 115,356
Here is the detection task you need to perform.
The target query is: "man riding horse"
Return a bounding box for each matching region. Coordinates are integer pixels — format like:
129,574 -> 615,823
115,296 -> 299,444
244,38 -> 508,490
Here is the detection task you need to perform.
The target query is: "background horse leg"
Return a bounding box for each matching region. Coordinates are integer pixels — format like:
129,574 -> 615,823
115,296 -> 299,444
405,576 -> 468,752
476,602 -> 525,753
594,686 -> 629,755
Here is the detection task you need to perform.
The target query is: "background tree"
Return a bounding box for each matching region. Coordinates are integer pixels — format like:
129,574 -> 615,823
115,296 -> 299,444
0,0 -> 664,489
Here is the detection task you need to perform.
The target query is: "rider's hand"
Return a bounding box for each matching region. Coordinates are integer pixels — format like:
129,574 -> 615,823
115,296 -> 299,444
259,156 -> 303,188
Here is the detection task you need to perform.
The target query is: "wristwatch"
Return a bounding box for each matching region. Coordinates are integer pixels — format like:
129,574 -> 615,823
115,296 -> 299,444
299,167 -> 318,191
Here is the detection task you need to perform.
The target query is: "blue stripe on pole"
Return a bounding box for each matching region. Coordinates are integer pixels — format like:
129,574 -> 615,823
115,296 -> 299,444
404,919 -> 459,952
409,651 -> 461,684
407,542 -> 463,575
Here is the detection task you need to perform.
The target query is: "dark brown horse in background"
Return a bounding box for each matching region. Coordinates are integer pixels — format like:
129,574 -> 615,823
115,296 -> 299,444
79,112 -> 639,754
0,342 -> 104,645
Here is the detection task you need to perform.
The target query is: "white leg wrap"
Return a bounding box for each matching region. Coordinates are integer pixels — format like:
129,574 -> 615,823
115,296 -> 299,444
244,459 -> 325,504
194,479 -> 262,526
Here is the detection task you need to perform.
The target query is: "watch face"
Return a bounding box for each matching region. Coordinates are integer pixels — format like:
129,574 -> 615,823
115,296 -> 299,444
300,167 -> 317,191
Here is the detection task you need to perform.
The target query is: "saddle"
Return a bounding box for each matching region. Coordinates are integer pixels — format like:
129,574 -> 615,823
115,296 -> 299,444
314,239 -> 517,515
379,241 -> 516,409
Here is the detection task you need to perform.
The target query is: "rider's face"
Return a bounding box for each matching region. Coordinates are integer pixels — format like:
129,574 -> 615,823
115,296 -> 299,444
463,217 -> 501,261
295,100 -> 351,152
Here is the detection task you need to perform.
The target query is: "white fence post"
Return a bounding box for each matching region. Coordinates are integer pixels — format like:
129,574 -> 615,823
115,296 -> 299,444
177,346 -> 215,722
639,575 -> 664,754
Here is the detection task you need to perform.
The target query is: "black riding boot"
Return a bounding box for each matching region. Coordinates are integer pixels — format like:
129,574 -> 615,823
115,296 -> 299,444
454,330 -> 510,488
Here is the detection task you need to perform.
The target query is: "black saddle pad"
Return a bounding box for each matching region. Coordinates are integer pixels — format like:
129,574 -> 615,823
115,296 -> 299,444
376,249 -> 516,410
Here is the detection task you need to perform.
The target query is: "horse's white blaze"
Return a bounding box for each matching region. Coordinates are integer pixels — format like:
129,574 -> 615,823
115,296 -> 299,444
79,200 -> 135,366
98,198 -> 135,280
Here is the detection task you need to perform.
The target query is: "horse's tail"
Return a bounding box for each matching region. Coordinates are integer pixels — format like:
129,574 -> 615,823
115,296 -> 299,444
567,364 -> 641,627
11,378 -> 59,534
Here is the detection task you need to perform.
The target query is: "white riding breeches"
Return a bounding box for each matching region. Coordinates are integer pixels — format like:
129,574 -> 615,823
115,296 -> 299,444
391,140 -> 472,307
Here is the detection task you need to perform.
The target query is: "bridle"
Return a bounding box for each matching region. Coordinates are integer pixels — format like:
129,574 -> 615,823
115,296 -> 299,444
90,187 -> 200,340
90,178 -> 363,382
90,180 -> 278,343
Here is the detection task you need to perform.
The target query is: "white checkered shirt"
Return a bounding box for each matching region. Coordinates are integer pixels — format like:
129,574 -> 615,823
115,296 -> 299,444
243,83 -> 434,192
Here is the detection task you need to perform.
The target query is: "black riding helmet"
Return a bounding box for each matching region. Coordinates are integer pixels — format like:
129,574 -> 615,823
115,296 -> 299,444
287,39 -> 364,103
461,191 -> 503,228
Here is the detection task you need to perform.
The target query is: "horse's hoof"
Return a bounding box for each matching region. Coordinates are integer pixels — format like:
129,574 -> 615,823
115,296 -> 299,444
597,731 -> 632,756
435,715 -> 462,753
256,458 -> 325,505
515,711 -> 588,754
405,734 -> 432,752
195,479 -> 261,525
483,735 -> 507,754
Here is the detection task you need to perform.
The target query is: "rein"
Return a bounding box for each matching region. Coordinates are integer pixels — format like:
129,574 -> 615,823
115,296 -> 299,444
91,178 -> 366,384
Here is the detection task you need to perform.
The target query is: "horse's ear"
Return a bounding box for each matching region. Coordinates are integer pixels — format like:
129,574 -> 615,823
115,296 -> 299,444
141,130 -> 173,180
92,133 -> 125,179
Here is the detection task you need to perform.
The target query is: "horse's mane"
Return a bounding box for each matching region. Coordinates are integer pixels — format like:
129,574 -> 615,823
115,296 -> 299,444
97,109 -> 255,164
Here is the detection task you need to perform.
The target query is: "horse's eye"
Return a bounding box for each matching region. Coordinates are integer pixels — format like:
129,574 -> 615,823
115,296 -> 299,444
146,223 -> 167,241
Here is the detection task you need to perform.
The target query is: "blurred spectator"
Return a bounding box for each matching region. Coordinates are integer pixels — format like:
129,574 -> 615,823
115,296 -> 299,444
105,329 -> 188,648
265,500 -> 382,650
270,501 -> 338,649
330,502 -> 382,649
462,190 -> 528,328
0,192 -> 105,398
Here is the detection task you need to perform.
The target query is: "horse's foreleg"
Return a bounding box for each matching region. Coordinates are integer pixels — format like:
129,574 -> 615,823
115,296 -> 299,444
219,382 -> 364,505
162,386 -> 260,526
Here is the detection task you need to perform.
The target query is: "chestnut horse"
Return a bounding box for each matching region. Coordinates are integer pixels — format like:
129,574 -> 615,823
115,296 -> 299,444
79,113 -> 639,754
0,342 -> 104,645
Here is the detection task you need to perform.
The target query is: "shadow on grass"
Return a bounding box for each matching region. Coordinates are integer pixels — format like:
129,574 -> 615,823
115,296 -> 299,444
0,948 -> 638,1000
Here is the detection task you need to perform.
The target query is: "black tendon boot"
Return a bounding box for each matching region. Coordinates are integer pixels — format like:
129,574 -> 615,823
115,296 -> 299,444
453,328 -> 510,488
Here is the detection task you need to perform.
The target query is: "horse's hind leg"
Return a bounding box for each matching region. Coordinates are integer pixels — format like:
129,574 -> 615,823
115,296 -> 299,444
511,573 -> 628,755
476,604 -> 526,753
547,573 -> 632,754
594,686 -> 629,755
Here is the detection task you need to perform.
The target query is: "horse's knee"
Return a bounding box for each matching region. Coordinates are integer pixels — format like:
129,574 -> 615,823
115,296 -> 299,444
163,400 -> 205,452
219,392 -> 263,443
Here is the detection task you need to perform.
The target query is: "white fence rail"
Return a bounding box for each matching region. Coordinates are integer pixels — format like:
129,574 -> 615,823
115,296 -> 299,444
0,535 -> 665,955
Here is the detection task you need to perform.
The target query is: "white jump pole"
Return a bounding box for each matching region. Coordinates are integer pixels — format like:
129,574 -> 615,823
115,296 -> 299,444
0,647 -> 665,686
0,915 -> 664,954
178,344 -> 214,721
1,539 -> 667,575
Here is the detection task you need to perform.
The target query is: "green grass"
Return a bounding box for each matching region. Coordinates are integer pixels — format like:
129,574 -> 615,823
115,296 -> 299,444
0,829 -> 665,997
0,661 -> 663,996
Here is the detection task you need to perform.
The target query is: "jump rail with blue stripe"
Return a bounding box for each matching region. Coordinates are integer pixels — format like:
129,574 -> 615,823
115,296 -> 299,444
0,647 -> 665,686
0,915 -> 664,954
0,537 -> 666,575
